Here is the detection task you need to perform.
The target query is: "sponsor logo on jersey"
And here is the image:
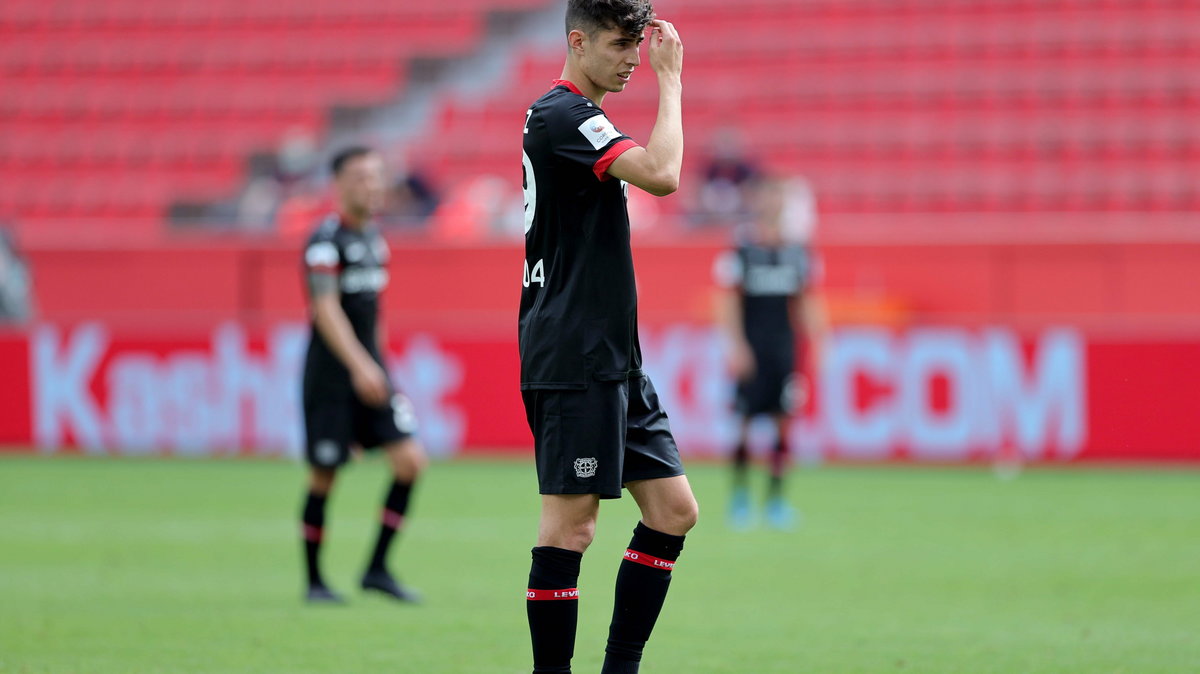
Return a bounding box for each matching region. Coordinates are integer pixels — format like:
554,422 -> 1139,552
573,457 -> 598,478
744,265 -> 799,296
577,114 -> 622,151
340,268 -> 389,294
344,242 -> 367,262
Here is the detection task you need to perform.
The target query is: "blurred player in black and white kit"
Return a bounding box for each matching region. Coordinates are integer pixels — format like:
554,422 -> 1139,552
518,1 -> 697,672
299,146 -> 428,604
714,176 -> 826,530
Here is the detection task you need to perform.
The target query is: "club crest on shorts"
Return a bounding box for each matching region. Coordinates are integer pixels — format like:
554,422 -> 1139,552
573,457 -> 598,479
314,440 -> 340,466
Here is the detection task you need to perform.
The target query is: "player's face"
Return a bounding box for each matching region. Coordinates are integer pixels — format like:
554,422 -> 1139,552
753,182 -> 787,244
583,27 -> 644,93
336,153 -> 387,219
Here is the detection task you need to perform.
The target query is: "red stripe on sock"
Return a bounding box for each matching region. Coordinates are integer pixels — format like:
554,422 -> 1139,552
303,524 -> 323,543
381,508 -> 404,529
623,548 -> 675,571
526,588 -> 580,601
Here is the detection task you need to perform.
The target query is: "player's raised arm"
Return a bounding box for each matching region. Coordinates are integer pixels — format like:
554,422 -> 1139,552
607,19 -> 683,196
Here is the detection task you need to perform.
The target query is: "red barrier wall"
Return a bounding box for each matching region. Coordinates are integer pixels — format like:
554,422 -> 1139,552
24,236 -> 1200,333
4,233 -> 1198,461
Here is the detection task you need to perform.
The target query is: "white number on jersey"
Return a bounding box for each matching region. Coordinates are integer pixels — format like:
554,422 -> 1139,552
522,149 -> 537,235
523,258 -> 545,288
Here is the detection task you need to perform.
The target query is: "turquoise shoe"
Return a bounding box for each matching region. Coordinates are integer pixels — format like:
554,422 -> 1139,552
765,497 -> 798,531
728,487 -> 753,530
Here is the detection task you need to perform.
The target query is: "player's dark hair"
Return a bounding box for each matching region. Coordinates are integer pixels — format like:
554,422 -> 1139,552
566,0 -> 654,38
330,146 -> 375,177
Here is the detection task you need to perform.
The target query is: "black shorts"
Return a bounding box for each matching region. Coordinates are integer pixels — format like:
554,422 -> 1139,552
736,350 -> 799,417
521,375 -> 685,499
303,387 -> 418,469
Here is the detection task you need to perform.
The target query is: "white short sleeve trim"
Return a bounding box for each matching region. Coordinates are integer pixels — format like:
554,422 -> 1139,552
305,241 -> 339,268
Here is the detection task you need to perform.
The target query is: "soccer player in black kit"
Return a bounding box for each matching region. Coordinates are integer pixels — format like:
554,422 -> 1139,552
299,146 -> 428,604
518,2 -> 696,673
714,177 -> 826,530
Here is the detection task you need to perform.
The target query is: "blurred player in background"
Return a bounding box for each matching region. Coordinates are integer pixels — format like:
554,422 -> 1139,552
298,146 -> 428,603
714,176 -> 826,530
518,1 -> 697,672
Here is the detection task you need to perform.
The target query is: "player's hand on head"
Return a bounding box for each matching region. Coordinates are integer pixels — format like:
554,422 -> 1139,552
647,19 -> 683,78
351,361 -> 391,408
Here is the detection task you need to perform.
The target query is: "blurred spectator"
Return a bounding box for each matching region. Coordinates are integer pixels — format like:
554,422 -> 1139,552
238,126 -> 324,231
429,175 -> 520,241
0,227 -> 33,323
381,156 -> 440,230
693,127 -> 762,227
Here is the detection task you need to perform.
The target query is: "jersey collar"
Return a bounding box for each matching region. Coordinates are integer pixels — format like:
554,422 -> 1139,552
552,79 -> 585,97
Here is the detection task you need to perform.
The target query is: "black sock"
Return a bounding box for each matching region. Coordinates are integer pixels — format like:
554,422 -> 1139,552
732,440 -> 750,489
527,546 -> 583,674
769,436 -> 789,500
301,491 -> 328,588
367,480 -> 413,573
602,523 -> 686,674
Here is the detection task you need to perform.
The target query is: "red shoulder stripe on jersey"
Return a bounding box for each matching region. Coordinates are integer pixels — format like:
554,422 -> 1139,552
594,139 -> 639,182
551,79 -> 585,96
526,588 -> 580,601
623,548 -> 675,571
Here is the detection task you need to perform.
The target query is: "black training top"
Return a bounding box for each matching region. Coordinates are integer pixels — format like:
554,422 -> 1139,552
713,241 -> 818,354
302,213 -> 391,373
518,80 -> 642,390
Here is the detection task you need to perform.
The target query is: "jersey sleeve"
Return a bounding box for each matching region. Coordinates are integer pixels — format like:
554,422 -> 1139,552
303,236 -> 341,298
712,249 -> 744,289
304,238 -> 340,273
549,98 -> 639,182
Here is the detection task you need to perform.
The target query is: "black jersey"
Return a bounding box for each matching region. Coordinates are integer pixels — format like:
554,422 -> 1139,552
714,242 -> 818,355
302,214 -> 391,376
518,80 -> 643,390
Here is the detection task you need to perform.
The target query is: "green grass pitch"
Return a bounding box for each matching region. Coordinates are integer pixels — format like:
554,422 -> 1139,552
1,455 -> 1197,673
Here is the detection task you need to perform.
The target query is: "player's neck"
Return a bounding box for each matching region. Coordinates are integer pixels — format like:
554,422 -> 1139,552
559,64 -> 606,107
337,207 -> 370,230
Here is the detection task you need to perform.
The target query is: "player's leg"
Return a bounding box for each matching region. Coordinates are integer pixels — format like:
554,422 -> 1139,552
359,393 -> 425,601
765,412 -> 798,529
604,376 -> 698,674
301,393 -> 353,603
301,466 -> 341,602
528,493 -> 599,674
765,373 -> 801,529
522,385 -> 624,674
729,411 -> 753,529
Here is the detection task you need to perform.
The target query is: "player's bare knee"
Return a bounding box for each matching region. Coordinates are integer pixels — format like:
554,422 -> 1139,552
644,494 -> 699,535
387,439 -> 427,481
541,519 -> 596,552
672,494 -> 700,533
309,468 -> 336,495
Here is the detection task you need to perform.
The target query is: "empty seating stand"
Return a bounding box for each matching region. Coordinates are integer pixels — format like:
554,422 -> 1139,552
408,0 -> 1198,218
0,0 -> 551,235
